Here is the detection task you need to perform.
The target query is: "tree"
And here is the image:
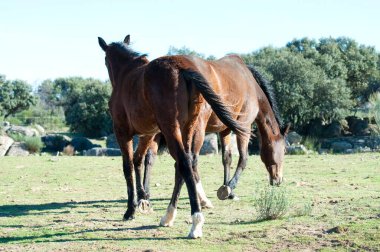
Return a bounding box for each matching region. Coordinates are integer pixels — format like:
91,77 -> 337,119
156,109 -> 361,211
62,78 -> 112,137
241,49 -> 353,130
0,76 -> 36,119
167,46 -> 216,60
287,37 -> 379,103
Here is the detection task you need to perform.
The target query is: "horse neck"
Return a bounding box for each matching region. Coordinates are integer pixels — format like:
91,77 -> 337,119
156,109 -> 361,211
114,57 -> 149,87
255,93 -> 281,145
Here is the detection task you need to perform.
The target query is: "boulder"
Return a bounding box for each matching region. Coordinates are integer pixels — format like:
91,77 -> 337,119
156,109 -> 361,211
33,124 -> 46,136
200,133 -> 218,155
42,134 -> 71,152
6,142 -> 29,156
330,141 -> 352,153
0,135 -> 14,156
71,137 -> 99,152
286,131 -> 302,145
323,121 -> 342,138
83,147 -> 121,156
346,116 -> 370,136
106,134 -> 139,151
6,125 -> 39,137
286,144 -> 308,155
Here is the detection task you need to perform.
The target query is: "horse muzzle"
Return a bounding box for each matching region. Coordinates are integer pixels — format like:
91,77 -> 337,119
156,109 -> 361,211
270,176 -> 283,186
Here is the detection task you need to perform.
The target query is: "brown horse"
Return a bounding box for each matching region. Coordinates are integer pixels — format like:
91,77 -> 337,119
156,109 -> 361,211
98,35 -> 248,238
136,65 -> 290,210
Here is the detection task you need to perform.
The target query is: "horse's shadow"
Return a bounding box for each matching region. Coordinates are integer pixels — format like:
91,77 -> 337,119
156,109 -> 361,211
0,198 -> 168,217
0,225 -> 189,244
0,198 -> 187,244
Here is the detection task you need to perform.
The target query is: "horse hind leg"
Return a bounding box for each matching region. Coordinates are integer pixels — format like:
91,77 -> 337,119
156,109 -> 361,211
192,128 -> 213,209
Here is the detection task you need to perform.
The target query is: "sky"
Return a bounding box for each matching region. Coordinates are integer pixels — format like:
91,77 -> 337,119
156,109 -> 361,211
0,0 -> 379,86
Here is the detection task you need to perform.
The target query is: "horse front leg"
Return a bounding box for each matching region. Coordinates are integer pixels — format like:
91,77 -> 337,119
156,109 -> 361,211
225,135 -> 249,200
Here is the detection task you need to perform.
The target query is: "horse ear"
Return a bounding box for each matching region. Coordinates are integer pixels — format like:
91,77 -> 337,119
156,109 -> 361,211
281,123 -> 291,136
98,37 -> 108,51
124,35 -> 130,45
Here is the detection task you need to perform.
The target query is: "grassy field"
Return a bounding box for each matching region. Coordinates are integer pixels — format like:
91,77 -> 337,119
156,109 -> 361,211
0,153 -> 379,251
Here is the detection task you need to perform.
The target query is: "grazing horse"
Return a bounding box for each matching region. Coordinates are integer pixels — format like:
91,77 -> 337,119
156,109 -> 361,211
136,65 -> 290,209
98,35 -> 248,238
136,66 -> 290,209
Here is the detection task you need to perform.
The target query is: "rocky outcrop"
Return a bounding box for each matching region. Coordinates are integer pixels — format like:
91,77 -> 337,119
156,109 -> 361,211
42,134 -> 71,152
320,136 -> 380,153
71,137 -> 99,152
83,147 -> 121,156
200,133 -> 218,155
6,125 -> 40,137
6,142 -> 29,156
0,136 -> 14,156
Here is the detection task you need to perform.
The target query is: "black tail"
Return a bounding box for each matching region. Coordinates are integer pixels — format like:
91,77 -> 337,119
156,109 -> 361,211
181,69 -> 249,137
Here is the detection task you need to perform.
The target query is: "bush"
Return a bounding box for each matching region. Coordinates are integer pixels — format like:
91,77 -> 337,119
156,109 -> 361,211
254,186 -> 289,220
24,137 -> 43,153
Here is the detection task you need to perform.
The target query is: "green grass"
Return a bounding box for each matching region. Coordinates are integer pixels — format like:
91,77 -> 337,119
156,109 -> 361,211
0,153 -> 379,251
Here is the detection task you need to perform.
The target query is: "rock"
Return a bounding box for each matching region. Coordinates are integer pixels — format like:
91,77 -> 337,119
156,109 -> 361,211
83,147 -> 121,156
106,134 -> 139,151
346,116 -> 370,136
42,134 -> 71,152
200,133 -> 218,155
2,121 -> 10,127
330,141 -> 352,153
286,144 -> 308,155
33,124 -> 46,136
6,142 -> 29,156
323,121 -> 342,138
0,135 -> 14,156
6,125 -> 39,137
71,137 -> 99,152
286,131 -> 303,145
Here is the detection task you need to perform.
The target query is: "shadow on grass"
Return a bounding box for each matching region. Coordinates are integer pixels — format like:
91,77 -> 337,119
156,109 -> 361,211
0,225 -> 184,244
0,225 -> 189,244
0,198 -> 169,217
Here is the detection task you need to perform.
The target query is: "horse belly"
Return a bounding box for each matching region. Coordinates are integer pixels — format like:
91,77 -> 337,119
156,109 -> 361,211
205,113 -> 227,132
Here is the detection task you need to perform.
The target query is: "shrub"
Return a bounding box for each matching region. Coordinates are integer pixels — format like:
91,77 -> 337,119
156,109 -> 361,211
24,136 -> 43,153
7,132 -> 26,142
254,186 -> 289,220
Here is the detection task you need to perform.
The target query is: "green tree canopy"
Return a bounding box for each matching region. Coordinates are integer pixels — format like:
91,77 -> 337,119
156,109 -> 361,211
0,76 -> 36,119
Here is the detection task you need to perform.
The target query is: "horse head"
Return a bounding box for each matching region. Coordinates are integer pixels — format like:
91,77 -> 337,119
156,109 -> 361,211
259,123 -> 290,186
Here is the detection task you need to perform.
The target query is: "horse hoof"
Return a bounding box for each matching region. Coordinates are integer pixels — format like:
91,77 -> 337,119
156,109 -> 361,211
122,215 -> 135,221
228,194 -> 240,201
122,211 -> 135,221
217,185 -> 232,200
137,199 -> 152,214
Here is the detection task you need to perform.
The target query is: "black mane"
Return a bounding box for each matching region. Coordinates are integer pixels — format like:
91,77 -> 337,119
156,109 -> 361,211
109,42 -> 148,59
247,65 -> 283,129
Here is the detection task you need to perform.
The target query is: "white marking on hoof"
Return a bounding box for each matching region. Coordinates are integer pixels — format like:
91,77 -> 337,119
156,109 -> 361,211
137,199 -> 152,214
188,212 -> 204,239
159,205 -> 177,227
196,181 -> 213,208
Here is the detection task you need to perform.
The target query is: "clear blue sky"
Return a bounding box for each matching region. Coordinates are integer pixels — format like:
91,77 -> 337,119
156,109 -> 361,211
1,0 -> 379,85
